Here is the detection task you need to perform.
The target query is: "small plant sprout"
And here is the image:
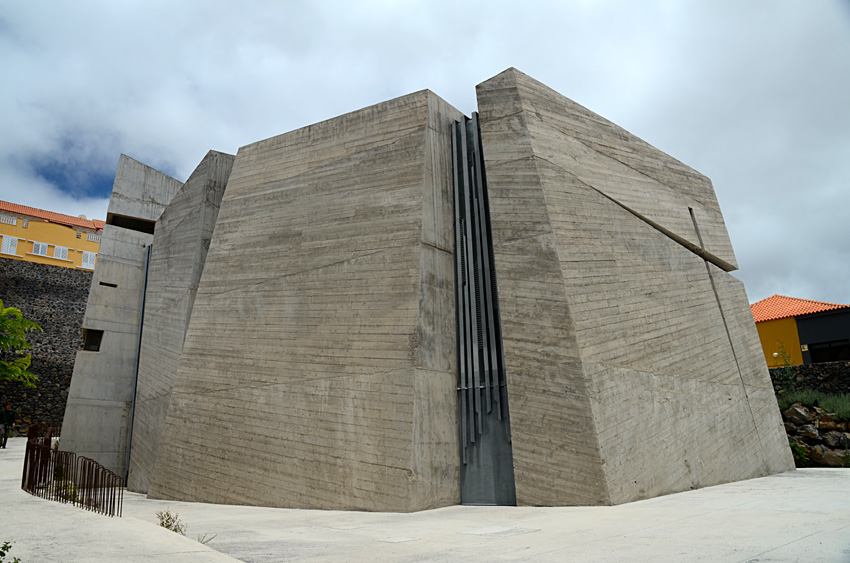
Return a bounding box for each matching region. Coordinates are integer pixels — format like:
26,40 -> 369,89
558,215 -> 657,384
788,441 -> 809,468
155,510 -> 217,545
197,533 -> 217,545
155,509 -> 186,536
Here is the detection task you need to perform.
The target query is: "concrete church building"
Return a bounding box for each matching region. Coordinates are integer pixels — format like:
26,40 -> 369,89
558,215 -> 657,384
62,68 -> 794,512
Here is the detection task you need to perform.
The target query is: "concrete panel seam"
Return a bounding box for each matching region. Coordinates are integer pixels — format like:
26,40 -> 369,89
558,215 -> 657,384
703,263 -> 768,461
421,240 -> 452,254
530,153 -> 735,272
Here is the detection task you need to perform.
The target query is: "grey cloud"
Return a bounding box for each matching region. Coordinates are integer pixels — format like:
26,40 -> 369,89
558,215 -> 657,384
1,0 -> 848,303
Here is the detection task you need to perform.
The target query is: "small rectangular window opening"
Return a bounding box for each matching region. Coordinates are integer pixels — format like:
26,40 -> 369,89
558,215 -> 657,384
106,213 -> 156,235
83,329 -> 104,352
98,281 -> 118,288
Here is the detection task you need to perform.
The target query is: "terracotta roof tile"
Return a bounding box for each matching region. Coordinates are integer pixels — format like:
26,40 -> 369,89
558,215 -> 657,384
751,294 -> 850,323
0,200 -> 105,231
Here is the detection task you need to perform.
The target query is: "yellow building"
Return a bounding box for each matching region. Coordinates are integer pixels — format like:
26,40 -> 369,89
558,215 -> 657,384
751,294 -> 850,368
0,200 -> 104,270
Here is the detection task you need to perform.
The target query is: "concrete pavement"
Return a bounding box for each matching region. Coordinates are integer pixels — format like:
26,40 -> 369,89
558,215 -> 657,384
2,436 -> 849,562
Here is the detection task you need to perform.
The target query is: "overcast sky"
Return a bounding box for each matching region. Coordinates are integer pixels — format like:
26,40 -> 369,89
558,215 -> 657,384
2,1 -> 848,304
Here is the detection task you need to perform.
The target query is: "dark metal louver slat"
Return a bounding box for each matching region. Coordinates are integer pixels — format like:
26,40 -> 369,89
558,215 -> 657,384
452,114 -> 516,506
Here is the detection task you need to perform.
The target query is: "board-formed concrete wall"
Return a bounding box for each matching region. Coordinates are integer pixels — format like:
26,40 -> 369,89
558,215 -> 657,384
62,68 -> 792,511
145,91 -> 463,511
476,68 -> 793,505
127,150 -> 234,493
62,155 -> 183,476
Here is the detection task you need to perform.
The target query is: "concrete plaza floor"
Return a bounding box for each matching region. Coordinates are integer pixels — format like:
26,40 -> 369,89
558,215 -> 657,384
2,436 -> 849,562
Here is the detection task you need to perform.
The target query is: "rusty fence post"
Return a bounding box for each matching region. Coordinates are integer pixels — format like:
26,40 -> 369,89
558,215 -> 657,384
21,424 -> 123,517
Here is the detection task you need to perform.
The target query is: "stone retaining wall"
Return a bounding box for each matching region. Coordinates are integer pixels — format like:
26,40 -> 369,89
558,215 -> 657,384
781,403 -> 850,467
770,361 -> 850,394
0,259 -> 91,434
771,362 -> 850,466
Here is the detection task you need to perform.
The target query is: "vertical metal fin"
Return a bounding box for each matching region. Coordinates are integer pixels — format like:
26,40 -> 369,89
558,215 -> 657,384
452,114 -> 516,505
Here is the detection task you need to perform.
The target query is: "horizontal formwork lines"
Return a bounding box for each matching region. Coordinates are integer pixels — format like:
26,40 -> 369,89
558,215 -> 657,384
505,72 -> 716,200
227,129 -> 428,204
146,91 -> 461,510
169,384 -> 416,424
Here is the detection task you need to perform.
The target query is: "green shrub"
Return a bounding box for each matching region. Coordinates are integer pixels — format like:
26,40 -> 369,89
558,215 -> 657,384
57,481 -> 78,503
777,389 -> 821,411
0,298 -> 43,387
771,343 -> 797,394
788,441 -> 809,467
777,390 -> 850,421
0,541 -> 21,563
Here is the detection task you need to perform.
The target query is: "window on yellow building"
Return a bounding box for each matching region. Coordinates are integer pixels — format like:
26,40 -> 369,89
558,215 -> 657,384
81,251 -> 97,270
0,215 -> 17,226
32,241 -> 48,256
54,246 -> 69,260
1,235 -> 18,255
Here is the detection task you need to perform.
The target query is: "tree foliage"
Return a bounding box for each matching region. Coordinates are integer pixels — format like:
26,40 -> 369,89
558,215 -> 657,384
0,298 -> 43,387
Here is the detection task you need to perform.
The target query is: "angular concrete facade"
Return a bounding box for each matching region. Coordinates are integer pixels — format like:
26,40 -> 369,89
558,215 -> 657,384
63,155 -> 183,475
62,69 -> 793,512
476,69 -> 792,505
127,151 -> 235,492
145,91 -> 463,511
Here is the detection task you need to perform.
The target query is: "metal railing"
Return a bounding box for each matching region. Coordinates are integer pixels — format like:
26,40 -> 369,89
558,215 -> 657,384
21,424 -> 123,517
